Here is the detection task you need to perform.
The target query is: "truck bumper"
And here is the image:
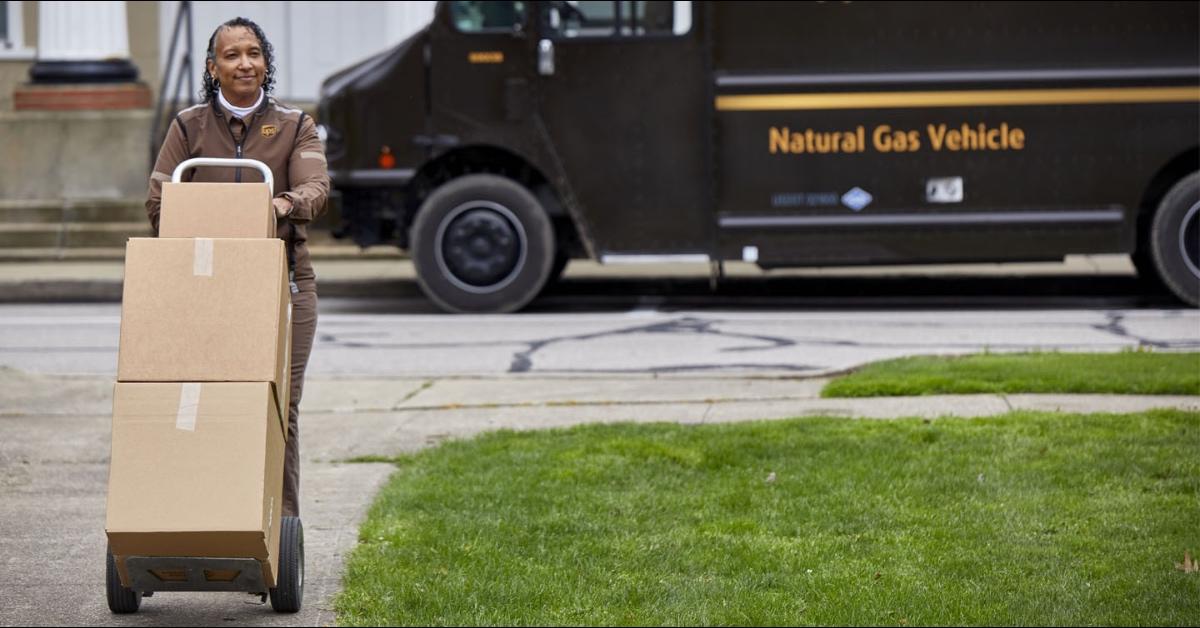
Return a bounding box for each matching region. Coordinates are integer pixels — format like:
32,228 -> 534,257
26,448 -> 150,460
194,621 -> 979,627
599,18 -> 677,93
329,168 -> 416,188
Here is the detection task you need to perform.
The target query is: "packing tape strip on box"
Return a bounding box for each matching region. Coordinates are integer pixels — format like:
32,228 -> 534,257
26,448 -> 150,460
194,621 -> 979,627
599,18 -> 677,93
176,383 -> 202,431
193,238 -> 214,277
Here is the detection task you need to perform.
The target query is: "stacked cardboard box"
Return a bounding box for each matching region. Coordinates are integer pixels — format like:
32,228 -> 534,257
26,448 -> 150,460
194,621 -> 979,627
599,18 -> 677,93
106,182 -> 292,588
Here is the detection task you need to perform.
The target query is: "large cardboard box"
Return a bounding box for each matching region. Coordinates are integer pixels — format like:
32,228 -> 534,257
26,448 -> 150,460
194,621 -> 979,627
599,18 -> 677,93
106,382 -> 285,587
160,182 -> 276,238
118,238 -> 291,421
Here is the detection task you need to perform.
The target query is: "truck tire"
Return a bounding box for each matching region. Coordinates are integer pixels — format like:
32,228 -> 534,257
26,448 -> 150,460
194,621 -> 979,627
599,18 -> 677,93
106,547 -> 141,614
1149,172 -> 1200,307
411,174 -> 556,313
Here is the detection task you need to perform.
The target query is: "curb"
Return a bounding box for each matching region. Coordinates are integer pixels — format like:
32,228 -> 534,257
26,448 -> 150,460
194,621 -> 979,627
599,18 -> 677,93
0,277 -> 426,302
0,279 -> 124,302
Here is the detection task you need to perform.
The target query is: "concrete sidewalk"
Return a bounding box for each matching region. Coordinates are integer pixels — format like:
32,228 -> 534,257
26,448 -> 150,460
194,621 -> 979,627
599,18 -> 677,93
0,252 -> 1140,302
0,366 -> 1197,626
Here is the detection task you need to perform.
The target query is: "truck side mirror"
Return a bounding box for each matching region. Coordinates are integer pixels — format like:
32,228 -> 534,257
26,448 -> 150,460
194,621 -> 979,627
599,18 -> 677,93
538,39 -> 555,76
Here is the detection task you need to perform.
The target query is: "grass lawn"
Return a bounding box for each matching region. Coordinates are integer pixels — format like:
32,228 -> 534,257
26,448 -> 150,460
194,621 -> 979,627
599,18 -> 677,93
336,410 -> 1200,626
821,352 -> 1200,398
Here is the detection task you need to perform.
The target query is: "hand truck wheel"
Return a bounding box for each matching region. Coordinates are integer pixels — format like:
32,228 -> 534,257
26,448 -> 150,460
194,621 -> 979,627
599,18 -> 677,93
269,516 -> 304,613
106,545 -> 142,614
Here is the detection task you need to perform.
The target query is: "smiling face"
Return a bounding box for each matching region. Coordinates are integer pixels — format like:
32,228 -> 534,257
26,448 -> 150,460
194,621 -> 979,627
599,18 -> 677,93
207,25 -> 266,108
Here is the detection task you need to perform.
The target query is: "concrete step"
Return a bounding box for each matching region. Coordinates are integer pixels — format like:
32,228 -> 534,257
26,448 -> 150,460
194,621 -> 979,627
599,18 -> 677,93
0,243 -> 405,262
0,247 -> 126,261
0,198 -> 147,223
0,195 -> 346,255
0,192 -> 396,260
0,227 -> 339,250
0,222 -> 154,248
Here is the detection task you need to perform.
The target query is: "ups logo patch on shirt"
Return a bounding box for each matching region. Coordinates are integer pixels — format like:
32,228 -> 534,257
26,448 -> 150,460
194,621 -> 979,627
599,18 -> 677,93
261,124 -> 278,138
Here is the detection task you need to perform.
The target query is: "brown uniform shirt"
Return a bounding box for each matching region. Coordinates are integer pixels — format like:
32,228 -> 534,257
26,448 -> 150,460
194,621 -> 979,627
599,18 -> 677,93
146,97 -> 330,292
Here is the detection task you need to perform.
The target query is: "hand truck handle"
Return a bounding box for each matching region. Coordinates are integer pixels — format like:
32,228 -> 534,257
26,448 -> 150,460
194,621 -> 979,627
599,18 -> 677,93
171,158 -> 274,197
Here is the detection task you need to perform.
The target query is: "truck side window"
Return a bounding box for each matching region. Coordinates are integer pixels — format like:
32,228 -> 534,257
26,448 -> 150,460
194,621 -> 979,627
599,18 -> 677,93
627,1 -> 690,36
546,1 -> 616,37
450,1 -> 526,34
545,1 -> 691,38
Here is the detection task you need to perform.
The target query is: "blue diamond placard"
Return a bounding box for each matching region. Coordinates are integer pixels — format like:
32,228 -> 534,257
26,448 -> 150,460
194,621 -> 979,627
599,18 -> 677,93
841,187 -> 873,212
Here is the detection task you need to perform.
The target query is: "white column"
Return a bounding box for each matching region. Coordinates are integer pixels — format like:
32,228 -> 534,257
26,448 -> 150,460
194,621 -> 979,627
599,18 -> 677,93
37,1 -> 131,62
30,0 -> 138,83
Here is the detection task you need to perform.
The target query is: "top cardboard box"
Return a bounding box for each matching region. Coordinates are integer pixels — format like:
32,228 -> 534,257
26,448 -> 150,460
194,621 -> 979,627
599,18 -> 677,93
160,182 -> 276,238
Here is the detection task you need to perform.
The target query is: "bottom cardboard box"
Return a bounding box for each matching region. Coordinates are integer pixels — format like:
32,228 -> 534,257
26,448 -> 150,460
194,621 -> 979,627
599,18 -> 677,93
106,382 -> 285,588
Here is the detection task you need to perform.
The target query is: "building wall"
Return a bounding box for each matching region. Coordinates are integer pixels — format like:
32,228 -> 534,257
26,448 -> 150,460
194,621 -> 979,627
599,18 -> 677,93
161,1 -> 436,107
22,0 -> 35,46
129,1 -> 160,102
0,1 -> 36,111
0,1 -> 435,112
0,1 -> 436,205
0,61 -> 25,110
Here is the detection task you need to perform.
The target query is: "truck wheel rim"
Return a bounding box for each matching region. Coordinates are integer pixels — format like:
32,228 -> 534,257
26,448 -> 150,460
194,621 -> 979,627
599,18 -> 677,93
1180,201 -> 1200,279
435,201 -> 528,294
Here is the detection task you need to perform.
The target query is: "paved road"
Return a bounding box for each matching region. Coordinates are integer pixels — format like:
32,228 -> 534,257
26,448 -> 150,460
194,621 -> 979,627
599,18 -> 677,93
0,301 -> 1196,377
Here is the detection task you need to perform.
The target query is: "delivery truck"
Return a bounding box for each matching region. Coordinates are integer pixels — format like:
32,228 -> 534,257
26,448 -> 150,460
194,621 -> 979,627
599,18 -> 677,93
317,1 -> 1200,312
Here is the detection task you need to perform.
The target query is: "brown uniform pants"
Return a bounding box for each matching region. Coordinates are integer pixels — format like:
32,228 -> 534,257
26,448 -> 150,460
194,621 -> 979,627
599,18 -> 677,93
283,289 -> 317,517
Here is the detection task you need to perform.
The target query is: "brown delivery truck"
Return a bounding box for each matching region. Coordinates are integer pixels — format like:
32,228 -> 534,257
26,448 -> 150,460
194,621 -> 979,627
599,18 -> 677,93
317,1 -> 1200,312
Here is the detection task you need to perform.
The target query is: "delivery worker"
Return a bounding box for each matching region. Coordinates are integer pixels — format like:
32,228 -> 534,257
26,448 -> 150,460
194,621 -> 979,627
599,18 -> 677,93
145,17 -> 328,519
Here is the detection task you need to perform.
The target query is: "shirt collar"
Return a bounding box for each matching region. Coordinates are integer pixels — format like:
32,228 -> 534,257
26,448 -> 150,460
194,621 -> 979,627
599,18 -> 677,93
217,88 -> 264,120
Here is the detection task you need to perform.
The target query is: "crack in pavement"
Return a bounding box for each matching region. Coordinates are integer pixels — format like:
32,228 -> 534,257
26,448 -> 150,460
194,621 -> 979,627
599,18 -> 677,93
1090,311 -> 1174,348
312,312 -> 1200,375
506,316 -> 797,373
319,317 -> 798,372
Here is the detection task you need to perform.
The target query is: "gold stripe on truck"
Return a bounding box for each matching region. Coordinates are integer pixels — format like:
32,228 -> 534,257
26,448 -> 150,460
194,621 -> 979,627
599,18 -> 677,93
715,86 -> 1200,111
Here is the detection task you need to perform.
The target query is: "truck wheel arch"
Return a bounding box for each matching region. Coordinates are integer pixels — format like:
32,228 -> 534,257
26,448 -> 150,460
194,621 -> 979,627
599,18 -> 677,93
407,145 -> 584,244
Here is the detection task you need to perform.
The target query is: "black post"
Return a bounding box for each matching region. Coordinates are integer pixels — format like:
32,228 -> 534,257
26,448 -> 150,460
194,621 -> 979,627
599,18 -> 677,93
149,1 -> 193,168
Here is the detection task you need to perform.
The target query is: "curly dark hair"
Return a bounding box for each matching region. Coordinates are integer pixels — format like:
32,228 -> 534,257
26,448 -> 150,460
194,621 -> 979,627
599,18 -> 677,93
201,17 -> 276,104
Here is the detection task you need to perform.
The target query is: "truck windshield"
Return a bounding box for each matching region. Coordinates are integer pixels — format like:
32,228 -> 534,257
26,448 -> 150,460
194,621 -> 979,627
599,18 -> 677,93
545,1 -> 690,38
450,1 -> 526,33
